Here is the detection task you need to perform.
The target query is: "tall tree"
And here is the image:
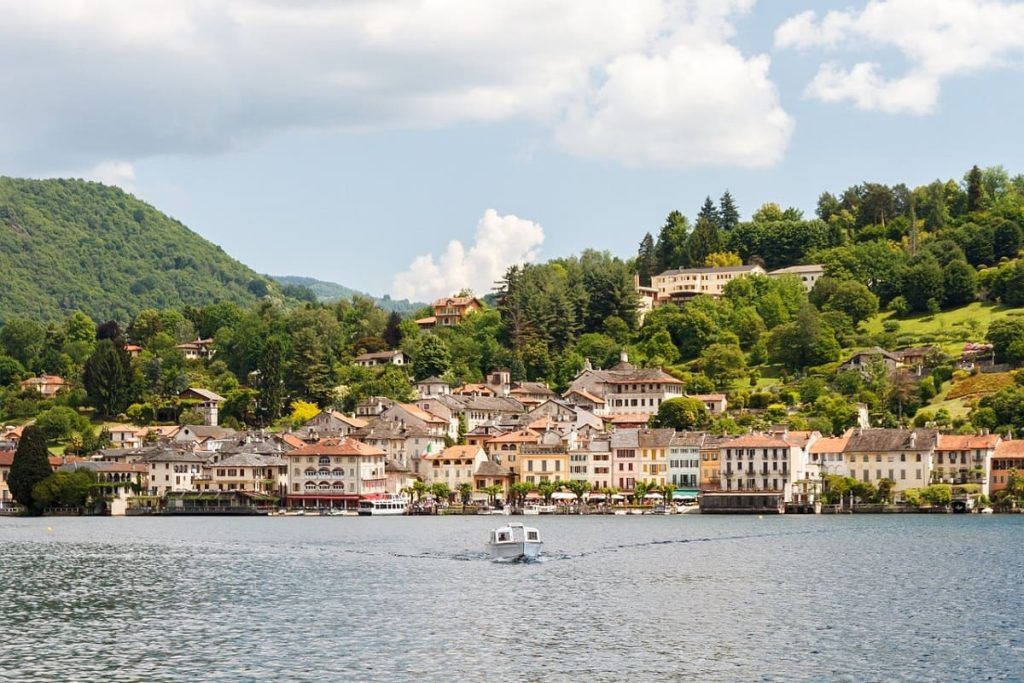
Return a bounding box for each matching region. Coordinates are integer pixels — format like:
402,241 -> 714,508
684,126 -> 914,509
966,164 -> 986,213
686,216 -> 724,267
383,311 -> 403,349
0,318 -> 46,371
255,336 -> 285,423
636,232 -> 658,285
655,211 -> 690,272
7,426 -> 53,513
412,334 -> 451,380
718,191 -> 740,232
697,196 -> 720,229
83,339 -> 134,417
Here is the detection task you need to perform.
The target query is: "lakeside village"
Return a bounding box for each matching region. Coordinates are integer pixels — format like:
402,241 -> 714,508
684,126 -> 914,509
4,274 -> 1024,517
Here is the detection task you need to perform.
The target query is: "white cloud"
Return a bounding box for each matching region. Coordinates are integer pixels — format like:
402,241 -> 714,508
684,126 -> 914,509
391,209 -> 544,301
0,0 -> 791,171
775,0 -> 1024,114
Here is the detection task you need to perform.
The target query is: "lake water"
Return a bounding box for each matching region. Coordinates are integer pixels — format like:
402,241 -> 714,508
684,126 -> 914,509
1,514 -> 1022,682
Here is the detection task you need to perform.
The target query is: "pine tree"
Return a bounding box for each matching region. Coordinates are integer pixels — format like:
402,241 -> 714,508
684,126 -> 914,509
687,216 -> 724,266
655,211 -> 690,272
719,191 -> 740,232
967,164 -> 986,213
636,233 -> 657,285
82,339 -> 134,418
8,425 -> 53,513
697,196 -> 720,228
383,311 -> 403,349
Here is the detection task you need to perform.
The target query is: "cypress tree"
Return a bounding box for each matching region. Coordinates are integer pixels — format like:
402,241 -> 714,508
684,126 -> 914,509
83,339 -> 134,418
636,232 -> 657,285
966,165 -> 986,213
383,311 -> 403,349
719,191 -> 740,232
8,426 -> 53,513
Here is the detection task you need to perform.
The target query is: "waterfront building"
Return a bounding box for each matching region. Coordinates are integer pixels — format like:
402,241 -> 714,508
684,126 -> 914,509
809,434 -> 851,478
719,433 -> 805,503
285,438 -> 388,509
139,447 -> 207,496
699,435 -> 727,491
990,440 -> 1024,495
58,460 -> 147,515
351,419 -> 445,473
518,433 -> 569,485
195,452 -> 288,498
485,428 -> 541,474
638,428 -> 673,489
473,460 -> 512,500
668,432 -> 704,488
568,437 -> 612,492
842,428 -> 938,493
419,445 -> 488,491
611,429 -> 640,492
934,433 -> 1000,495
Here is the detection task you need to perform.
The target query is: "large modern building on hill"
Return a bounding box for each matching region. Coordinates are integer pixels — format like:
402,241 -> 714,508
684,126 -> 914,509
650,264 -> 766,303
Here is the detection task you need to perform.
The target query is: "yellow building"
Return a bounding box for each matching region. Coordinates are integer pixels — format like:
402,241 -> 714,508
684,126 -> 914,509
518,435 -> 569,485
700,435 -> 727,491
638,428 -> 673,488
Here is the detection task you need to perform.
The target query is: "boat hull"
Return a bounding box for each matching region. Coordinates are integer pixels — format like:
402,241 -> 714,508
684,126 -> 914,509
357,507 -> 407,516
487,541 -> 542,561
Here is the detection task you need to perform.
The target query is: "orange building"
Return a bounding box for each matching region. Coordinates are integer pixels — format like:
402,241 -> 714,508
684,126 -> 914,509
432,296 -> 482,327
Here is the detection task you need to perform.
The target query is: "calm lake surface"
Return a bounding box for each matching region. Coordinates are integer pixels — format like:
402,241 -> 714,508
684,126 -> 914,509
1,514 -> 1022,682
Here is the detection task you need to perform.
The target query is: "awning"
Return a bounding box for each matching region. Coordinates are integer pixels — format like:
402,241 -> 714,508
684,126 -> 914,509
673,489 -> 700,499
644,492 -> 664,499
551,492 -> 575,501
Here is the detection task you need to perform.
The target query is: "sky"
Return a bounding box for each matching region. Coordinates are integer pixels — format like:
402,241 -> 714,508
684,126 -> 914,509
2,0 -> 1024,301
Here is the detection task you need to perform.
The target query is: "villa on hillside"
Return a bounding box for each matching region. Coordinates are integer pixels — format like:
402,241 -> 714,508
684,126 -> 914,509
650,264 -> 766,304
353,349 -> 410,367
768,264 -> 824,291
431,295 -> 482,327
19,374 -> 67,398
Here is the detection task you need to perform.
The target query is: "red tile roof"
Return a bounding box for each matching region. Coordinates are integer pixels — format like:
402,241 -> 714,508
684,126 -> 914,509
287,437 -> 386,457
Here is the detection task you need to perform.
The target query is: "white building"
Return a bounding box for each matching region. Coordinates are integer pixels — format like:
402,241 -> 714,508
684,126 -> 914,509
651,264 -> 766,303
719,434 -> 809,503
139,447 -> 207,496
668,432 -> 704,488
768,264 -> 825,292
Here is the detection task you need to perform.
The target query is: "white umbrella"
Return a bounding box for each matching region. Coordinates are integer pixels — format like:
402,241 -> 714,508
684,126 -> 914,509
587,493 -> 606,500
644,492 -> 664,499
551,492 -> 575,501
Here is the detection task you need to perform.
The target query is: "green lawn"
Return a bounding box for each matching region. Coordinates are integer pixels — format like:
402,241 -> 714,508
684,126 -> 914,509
864,302 -> 1024,350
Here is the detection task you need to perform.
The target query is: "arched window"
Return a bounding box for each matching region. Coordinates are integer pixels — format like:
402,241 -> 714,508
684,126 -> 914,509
304,481 -> 317,490
304,468 -> 316,477
318,456 -> 331,466
332,468 -> 344,478
318,481 -> 331,490
318,468 -> 331,477
333,482 -> 345,489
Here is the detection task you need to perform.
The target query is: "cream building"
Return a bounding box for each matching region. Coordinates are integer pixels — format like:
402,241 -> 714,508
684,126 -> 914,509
651,264 -> 766,303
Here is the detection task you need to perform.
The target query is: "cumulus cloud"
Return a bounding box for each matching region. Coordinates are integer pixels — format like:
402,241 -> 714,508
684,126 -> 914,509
391,210 -> 544,302
775,0 -> 1024,114
0,0 -> 791,172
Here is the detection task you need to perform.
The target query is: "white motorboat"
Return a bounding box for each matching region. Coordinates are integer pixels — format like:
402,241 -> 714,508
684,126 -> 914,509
523,503 -> 556,515
357,494 -> 409,516
981,507 -> 994,514
487,522 -> 542,561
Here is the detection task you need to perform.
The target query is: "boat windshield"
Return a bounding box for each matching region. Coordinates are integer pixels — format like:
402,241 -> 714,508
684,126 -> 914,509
527,531 -> 538,540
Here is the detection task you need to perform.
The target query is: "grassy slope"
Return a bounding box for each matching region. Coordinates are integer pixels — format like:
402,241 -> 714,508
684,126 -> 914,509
0,177 -> 269,322
864,302 -> 1024,354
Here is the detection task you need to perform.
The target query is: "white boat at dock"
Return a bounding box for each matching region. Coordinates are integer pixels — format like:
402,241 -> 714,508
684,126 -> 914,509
357,494 -> 409,516
523,503 -> 556,515
487,522 -> 543,561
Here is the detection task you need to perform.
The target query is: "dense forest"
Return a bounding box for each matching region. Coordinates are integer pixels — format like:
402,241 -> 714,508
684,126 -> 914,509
4,165 -> 1024,445
0,178 -> 308,322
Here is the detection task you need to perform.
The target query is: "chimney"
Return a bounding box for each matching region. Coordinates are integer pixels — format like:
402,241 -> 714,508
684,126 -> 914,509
619,350 -> 629,364
583,357 -> 593,371
909,431 -> 917,448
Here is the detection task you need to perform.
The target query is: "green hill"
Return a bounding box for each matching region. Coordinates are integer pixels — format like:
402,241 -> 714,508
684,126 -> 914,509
272,275 -> 425,313
0,177 -> 275,322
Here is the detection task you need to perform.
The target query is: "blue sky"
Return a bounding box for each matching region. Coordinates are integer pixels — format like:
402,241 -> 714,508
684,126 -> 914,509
2,1 -> 1023,300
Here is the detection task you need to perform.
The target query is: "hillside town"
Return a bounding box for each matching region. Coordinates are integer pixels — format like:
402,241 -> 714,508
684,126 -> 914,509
3,337 -> 1020,516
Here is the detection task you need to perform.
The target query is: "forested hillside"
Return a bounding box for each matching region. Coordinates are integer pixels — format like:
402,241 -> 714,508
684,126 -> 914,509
0,178 -> 278,322
272,275 -> 423,313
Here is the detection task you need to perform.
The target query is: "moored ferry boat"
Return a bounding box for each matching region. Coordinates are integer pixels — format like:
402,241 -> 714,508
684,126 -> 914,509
357,494 -> 409,516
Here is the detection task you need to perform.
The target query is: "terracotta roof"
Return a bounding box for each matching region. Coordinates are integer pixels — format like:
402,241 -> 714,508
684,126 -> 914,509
453,383 -> 495,395
415,316 -> 437,325
487,429 -> 541,444
432,296 -> 481,307
691,393 -> 727,402
287,437 -> 386,457
317,410 -> 368,429
722,434 -> 793,449
936,434 -> 1001,450
605,414 -> 650,424
810,436 -> 849,453
426,445 -> 484,461
20,375 -> 67,386
280,433 -> 307,449
994,440 -> 1024,457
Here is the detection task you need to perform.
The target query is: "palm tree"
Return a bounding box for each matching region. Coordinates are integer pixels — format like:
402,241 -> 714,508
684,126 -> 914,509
458,482 -> 473,506
602,486 -> 620,508
430,482 -> 451,505
411,480 -> 428,502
